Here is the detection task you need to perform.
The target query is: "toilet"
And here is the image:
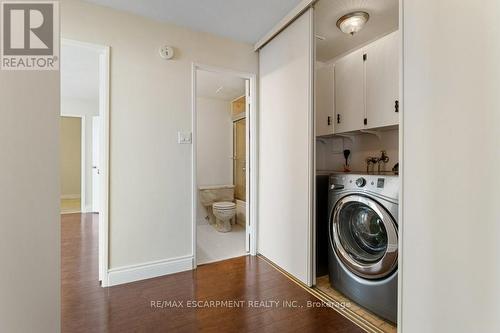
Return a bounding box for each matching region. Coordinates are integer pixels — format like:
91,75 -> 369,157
198,185 -> 236,232
212,201 -> 236,232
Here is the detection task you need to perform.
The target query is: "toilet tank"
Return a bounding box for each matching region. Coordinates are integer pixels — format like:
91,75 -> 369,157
198,185 -> 235,206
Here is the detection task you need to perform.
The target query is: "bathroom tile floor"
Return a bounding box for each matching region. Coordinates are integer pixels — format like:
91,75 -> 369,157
197,222 -> 247,265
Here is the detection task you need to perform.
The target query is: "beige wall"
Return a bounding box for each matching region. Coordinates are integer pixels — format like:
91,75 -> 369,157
0,67 -> 60,330
402,0 -> 500,332
61,0 -> 258,269
61,97 -> 98,210
60,116 -> 82,197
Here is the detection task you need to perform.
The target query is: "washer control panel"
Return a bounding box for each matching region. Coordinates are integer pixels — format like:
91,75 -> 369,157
329,173 -> 399,201
355,177 -> 366,187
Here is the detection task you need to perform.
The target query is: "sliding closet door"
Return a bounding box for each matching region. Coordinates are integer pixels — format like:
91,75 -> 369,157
258,9 -> 314,285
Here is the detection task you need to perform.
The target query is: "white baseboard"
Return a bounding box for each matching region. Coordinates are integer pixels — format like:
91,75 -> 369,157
107,255 -> 193,286
61,194 -> 81,200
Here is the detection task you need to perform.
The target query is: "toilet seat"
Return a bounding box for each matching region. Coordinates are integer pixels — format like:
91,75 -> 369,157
213,201 -> 236,210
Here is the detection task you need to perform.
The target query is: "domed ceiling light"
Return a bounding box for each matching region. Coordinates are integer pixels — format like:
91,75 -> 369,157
336,11 -> 370,36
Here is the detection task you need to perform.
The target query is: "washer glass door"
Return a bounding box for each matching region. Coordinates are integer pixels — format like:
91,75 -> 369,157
331,195 -> 397,279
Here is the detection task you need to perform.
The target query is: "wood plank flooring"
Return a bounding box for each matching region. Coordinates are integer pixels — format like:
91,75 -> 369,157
62,213 -> 364,333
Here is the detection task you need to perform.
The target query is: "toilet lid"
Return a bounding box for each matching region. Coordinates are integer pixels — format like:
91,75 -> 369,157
213,201 -> 236,209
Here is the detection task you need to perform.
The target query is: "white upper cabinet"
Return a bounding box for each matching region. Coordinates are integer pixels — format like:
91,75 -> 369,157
315,64 -> 334,136
365,31 -> 400,129
334,48 -> 365,133
327,31 -> 399,134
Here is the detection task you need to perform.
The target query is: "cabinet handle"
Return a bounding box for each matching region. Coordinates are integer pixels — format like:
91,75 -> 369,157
395,100 -> 399,113
364,118 -> 368,125
327,116 -> 332,126
337,114 -> 341,124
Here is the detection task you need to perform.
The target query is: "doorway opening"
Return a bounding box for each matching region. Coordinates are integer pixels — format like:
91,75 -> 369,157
60,39 -> 110,285
192,64 -> 256,266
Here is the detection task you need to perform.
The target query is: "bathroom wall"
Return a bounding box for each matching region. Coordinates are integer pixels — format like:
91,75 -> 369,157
316,128 -> 399,173
196,96 -> 233,222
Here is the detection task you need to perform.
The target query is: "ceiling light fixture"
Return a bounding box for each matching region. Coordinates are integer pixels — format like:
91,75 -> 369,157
336,11 -> 369,36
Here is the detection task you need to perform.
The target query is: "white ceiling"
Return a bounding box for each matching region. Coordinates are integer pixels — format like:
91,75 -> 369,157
61,44 -> 100,101
197,70 -> 245,101
315,0 -> 398,62
82,0 -> 302,44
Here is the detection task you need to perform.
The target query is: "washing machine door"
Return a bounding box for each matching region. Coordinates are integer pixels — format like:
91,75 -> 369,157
330,194 -> 398,279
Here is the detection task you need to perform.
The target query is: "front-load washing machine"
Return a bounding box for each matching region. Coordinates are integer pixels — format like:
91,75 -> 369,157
328,172 -> 398,323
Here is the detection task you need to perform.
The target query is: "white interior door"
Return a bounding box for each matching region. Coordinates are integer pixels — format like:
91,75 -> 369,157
92,116 -> 100,213
258,8 -> 314,286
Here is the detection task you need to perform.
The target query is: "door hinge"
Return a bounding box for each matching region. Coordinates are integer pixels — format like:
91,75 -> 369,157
363,54 -> 367,61
327,116 -> 332,126
337,114 -> 341,124
364,118 -> 368,125
395,100 -> 399,113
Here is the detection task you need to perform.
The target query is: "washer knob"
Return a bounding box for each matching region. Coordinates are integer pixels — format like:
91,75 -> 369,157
355,177 -> 366,187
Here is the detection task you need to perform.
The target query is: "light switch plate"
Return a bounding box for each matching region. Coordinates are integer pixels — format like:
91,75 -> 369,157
177,131 -> 192,144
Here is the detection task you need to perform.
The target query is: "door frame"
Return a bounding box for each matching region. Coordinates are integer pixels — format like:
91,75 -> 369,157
191,63 -> 258,267
232,113 -> 248,251
397,0 -> 404,329
61,38 -> 111,286
91,116 -> 100,212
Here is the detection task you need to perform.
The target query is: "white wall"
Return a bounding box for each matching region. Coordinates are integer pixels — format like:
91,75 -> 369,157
61,0 -> 258,271
61,97 -> 99,210
60,116 -> 82,197
196,96 -> 233,222
0,70 -> 60,330
402,1 -> 500,332
316,129 -> 398,172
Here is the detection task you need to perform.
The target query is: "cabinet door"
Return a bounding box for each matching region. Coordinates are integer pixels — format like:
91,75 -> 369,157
334,49 -> 365,133
315,65 -> 334,136
365,31 -> 399,128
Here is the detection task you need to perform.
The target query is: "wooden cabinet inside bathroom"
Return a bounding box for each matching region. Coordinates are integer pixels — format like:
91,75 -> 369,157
316,31 -> 400,136
231,95 -> 246,116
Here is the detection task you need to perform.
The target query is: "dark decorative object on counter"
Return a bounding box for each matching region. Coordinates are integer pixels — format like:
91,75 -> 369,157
392,163 -> 399,175
343,149 -> 351,172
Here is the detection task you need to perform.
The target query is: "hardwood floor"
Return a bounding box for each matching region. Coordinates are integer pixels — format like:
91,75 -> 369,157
62,213 -> 363,333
